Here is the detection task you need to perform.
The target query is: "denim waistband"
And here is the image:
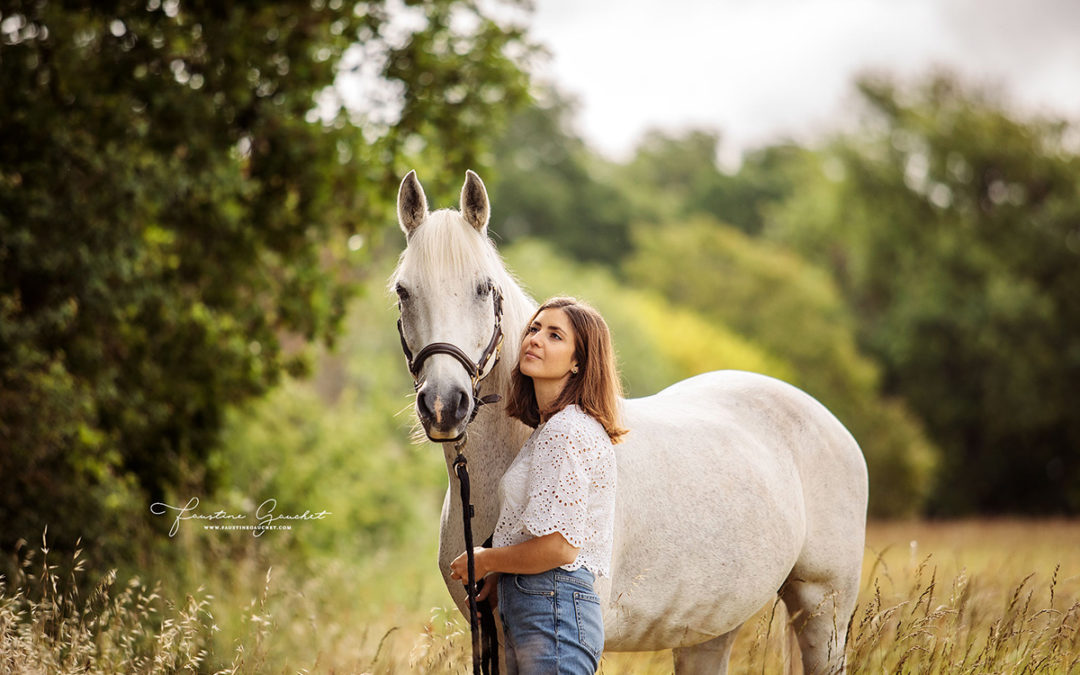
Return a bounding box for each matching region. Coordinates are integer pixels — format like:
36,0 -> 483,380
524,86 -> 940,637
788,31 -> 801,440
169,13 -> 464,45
512,565 -> 595,589
554,566 -> 595,588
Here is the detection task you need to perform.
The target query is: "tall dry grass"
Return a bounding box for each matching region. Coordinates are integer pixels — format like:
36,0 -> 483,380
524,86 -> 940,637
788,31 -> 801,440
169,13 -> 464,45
839,520 -> 1080,674
355,519 -> 1080,673
0,529 -> 275,674
2,520 -> 1078,673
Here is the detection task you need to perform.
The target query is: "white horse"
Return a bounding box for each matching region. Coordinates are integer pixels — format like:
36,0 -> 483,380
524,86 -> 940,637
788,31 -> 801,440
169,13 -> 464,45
389,170 -> 868,674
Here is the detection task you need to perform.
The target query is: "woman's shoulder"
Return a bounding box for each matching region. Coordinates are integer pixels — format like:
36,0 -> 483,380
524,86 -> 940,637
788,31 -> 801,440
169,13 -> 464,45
544,404 -> 612,446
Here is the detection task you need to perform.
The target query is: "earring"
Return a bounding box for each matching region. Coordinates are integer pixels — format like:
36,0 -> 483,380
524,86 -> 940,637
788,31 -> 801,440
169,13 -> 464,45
571,366 -> 579,374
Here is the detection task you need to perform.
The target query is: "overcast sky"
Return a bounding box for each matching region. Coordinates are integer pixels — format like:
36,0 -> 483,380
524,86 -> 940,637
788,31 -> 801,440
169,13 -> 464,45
526,0 -> 1080,166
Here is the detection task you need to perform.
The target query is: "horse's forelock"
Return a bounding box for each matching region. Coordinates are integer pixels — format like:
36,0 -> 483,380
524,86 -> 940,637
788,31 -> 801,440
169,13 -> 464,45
391,209 -> 504,290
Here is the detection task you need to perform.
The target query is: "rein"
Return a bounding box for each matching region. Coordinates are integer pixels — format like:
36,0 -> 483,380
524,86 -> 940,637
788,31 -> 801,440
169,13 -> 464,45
454,434 -> 500,675
397,285 -> 505,674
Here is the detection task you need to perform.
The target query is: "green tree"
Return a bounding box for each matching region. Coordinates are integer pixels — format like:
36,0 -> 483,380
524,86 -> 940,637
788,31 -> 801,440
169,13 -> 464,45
769,73 -> 1080,514
625,217 -> 938,516
487,89 -> 634,265
614,129 -> 807,236
502,238 -> 794,398
616,128 -> 727,224
212,255 -> 445,564
0,0 -> 530,562
713,143 -> 808,235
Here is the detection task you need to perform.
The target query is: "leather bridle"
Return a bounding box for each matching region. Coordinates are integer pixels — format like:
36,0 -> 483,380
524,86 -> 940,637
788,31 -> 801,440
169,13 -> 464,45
396,283 -> 506,442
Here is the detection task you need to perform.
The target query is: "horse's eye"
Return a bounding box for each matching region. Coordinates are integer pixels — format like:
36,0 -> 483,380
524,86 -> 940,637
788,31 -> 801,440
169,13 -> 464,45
396,284 -> 410,301
476,281 -> 491,297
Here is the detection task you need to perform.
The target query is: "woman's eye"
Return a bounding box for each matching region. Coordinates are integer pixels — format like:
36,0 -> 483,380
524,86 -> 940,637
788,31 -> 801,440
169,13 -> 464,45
551,333 -> 561,340
526,326 -> 538,334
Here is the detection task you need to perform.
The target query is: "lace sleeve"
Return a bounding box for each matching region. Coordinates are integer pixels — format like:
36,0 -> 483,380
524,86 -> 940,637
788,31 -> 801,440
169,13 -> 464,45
519,418 -> 595,548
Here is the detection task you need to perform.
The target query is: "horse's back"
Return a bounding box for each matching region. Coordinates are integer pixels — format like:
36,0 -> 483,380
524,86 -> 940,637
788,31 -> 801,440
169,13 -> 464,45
624,369 -> 865,482
625,369 -> 867,527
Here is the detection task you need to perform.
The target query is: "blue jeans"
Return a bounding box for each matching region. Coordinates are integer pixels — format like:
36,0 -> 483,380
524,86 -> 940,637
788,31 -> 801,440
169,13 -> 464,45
498,566 -> 604,674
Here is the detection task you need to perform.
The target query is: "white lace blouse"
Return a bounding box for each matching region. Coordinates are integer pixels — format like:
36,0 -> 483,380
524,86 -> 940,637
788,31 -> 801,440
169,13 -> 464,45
493,404 -> 617,578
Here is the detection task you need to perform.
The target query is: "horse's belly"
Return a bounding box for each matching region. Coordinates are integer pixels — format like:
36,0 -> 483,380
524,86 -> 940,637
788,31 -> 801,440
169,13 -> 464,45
601,463 -> 804,649
601,376 -> 812,649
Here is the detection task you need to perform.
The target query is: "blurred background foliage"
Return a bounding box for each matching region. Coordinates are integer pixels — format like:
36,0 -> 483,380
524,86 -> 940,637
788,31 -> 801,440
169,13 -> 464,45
1,0 -> 1079,669
0,0 -> 529,581
764,75 -> 1080,514
622,218 -> 937,515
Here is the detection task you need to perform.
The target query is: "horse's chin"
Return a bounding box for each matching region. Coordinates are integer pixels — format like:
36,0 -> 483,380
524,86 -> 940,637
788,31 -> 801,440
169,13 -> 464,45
423,423 -> 467,444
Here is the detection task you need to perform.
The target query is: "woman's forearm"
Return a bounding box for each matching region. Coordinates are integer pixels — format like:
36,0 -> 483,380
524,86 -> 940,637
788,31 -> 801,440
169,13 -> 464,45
484,532 -> 579,575
449,531 -> 581,583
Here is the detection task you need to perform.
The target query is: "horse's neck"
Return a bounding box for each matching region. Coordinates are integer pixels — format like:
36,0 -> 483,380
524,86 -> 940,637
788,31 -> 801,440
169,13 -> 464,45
440,406 -> 523,481
440,399 -> 529,544
441,280 -> 535,524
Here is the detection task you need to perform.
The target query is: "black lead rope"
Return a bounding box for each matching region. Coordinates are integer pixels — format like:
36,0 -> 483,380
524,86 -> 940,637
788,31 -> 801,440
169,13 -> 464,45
454,447 -> 499,675
478,568 -> 498,673
396,287 -> 505,672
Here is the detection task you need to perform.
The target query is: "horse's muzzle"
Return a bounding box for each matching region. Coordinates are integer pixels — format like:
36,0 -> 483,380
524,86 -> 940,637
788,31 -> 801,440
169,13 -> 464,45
417,384 -> 472,439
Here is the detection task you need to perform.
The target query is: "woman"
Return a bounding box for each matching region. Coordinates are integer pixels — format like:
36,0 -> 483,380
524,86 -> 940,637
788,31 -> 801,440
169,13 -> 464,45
450,296 -> 627,674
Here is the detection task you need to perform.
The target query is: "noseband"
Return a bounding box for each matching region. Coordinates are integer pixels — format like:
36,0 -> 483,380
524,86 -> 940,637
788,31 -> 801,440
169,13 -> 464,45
396,284 -> 505,441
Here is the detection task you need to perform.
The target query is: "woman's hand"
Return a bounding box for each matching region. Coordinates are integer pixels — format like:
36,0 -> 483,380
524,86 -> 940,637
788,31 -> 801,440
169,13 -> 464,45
449,547 -> 492,584
477,572 -> 499,606
450,548 -> 499,605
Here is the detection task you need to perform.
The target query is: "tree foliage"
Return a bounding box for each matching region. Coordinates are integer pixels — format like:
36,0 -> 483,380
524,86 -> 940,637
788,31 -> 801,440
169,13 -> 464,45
624,218 -> 938,515
0,0 -> 530,560
503,238 -> 794,398
487,90 -> 635,265
769,74 -> 1080,514
212,258 -> 444,564
614,129 -> 807,236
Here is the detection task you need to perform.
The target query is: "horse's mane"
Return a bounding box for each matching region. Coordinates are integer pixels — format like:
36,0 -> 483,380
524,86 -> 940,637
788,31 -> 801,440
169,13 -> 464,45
389,208 -> 536,398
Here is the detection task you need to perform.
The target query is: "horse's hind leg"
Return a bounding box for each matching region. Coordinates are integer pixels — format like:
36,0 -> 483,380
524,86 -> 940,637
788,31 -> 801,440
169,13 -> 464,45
672,626 -> 741,675
780,572 -> 859,675
781,417 -> 867,674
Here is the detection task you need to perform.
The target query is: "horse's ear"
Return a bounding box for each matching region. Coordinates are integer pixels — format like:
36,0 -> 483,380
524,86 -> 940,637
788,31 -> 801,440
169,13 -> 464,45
397,170 -> 428,238
460,170 -> 490,233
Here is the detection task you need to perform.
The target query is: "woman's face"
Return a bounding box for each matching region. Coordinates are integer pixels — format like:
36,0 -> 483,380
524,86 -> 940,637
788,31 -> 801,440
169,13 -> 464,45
519,307 -> 578,383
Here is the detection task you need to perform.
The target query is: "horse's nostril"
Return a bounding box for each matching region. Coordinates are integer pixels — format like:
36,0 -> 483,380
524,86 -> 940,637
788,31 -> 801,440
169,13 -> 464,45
417,391 -> 433,419
454,389 -> 471,421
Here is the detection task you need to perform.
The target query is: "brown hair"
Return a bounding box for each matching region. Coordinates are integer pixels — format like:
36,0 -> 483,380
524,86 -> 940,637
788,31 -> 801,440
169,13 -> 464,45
505,297 -> 628,443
